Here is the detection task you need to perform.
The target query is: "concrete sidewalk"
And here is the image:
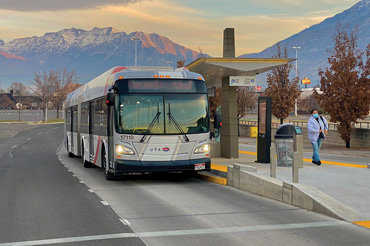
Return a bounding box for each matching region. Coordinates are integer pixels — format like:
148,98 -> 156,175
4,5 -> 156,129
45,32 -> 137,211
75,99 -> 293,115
210,137 -> 370,222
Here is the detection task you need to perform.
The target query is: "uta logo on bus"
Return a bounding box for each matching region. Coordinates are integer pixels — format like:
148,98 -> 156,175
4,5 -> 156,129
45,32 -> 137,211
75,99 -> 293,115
149,147 -> 170,152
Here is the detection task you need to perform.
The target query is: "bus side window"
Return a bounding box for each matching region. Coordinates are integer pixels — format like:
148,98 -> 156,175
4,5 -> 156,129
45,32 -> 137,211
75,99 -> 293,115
101,98 -> 108,136
81,102 -> 89,134
94,99 -> 102,136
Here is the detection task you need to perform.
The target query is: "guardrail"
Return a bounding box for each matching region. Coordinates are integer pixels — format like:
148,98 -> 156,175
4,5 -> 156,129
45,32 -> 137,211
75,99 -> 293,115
239,120 -> 370,129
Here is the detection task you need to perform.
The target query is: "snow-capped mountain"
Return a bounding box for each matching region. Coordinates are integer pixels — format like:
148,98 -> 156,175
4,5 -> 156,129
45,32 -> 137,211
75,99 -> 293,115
0,27 -> 201,87
240,0 -> 370,87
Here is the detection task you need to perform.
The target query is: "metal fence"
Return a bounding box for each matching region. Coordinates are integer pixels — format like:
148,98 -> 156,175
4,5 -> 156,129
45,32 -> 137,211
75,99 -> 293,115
239,120 -> 370,129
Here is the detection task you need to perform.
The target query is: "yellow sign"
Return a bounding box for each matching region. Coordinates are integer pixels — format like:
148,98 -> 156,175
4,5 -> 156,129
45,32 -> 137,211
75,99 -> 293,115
302,77 -> 311,84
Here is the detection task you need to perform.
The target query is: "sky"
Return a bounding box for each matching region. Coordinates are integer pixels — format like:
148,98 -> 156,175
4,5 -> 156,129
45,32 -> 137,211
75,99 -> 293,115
0,0 -> 360,57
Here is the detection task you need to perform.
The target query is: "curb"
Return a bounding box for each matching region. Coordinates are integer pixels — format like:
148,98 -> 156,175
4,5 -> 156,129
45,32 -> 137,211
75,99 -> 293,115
197,171 -> 227,185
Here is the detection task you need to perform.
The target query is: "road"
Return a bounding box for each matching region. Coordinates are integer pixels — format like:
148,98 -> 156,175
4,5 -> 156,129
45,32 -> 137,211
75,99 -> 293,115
0,123 -> 145,246
1,124 -> 370,245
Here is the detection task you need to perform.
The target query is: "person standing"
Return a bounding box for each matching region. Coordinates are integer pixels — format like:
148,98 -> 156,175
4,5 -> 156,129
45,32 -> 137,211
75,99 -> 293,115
307,109 -> 328,165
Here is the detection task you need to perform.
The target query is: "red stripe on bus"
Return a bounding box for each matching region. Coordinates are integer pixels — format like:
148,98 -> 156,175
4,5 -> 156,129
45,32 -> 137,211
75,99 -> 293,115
104,66 -> 127,94
94,136 -> 101,164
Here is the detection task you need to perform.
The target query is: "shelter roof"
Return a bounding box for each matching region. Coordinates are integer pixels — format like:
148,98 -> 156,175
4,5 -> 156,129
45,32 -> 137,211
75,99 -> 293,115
186,57 -> 295,86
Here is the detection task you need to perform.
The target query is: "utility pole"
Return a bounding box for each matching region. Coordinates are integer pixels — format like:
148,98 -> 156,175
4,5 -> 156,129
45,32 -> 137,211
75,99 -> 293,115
292,46 -> 301,117
132,37 -> 140,66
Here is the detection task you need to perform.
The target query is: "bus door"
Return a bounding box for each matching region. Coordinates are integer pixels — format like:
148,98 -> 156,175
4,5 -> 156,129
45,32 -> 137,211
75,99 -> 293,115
89,101 -> 94,162
67,107 -> 73,152
70,106 -> 76,153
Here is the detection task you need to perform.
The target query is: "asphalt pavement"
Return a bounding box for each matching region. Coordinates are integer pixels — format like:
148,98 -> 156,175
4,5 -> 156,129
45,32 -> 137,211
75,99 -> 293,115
2,123 -> 370,245
0,123 -> 145,246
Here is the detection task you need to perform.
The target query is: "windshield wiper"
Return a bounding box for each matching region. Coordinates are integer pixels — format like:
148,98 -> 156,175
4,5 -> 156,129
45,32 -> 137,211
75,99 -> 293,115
167,102 -> 189,142
140,102 -> 161,143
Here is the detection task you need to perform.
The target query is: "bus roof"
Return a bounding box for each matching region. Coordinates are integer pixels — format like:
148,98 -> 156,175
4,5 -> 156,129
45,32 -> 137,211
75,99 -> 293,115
64,66 -> 204,108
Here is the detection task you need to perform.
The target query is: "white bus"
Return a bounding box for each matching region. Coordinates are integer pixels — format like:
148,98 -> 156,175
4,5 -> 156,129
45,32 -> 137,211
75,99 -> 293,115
64,66 -> 211,180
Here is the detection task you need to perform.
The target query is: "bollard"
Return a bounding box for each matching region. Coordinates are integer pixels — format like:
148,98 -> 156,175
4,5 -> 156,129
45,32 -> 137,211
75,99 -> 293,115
270,145 -> 276,178
293,152 -> 299,183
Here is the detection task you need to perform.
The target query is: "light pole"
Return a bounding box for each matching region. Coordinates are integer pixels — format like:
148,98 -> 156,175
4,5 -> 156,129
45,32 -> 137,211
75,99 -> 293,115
166,61 -> 172,67
132,37 -> 140,66
292,46 -> 301,78
292,46 -> 301,117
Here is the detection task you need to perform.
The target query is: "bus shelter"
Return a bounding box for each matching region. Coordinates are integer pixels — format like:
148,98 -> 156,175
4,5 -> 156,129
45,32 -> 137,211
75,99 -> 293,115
186,57 -> 294,159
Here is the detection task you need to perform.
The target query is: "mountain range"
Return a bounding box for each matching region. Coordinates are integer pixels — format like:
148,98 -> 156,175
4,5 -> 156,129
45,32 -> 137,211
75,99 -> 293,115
241,0 -> 370,87
0,27 -> 200,88
1,0 -> 370,89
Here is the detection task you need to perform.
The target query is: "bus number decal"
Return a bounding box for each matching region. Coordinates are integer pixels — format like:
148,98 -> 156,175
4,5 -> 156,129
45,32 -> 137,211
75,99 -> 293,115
121,135 -> 134,141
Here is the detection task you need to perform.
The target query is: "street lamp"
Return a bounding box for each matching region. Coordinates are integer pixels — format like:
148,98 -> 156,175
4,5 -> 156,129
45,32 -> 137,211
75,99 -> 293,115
166,61 -> 173,67
292,46 -> 301,78
292,46 -> 301,117
132,37 -> 140,66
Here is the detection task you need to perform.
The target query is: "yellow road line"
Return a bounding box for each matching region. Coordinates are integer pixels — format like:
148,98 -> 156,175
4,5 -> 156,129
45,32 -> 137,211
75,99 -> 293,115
239,151 -> 366,168
197,173 -> 227,185
239,150 -> 257,156
211,163 -> 228,172
353,221 -> 370,229
302,158 -> 367,168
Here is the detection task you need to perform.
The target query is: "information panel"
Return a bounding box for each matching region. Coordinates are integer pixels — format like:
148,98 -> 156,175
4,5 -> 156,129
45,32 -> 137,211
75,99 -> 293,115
229,76 -> 256,86
257,97 -> 272,163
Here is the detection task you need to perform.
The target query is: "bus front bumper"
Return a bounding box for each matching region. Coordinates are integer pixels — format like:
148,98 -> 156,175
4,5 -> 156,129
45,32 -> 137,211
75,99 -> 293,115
114,158 -> 211,174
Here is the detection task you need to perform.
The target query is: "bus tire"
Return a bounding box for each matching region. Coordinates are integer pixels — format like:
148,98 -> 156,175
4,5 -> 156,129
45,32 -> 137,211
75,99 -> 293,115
82,143 -> 93,168
67,139 -> 74,157
102,147 -> 115,181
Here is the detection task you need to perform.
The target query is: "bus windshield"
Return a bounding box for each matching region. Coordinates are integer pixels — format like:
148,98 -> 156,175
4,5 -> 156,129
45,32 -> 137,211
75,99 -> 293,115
115,94 -> 209,135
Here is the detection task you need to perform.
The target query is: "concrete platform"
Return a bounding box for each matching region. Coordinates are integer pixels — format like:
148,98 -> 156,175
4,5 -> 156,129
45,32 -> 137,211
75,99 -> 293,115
206,138 -> 370,228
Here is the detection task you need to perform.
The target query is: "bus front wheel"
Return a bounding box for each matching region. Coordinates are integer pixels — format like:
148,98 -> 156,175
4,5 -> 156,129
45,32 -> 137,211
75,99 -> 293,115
102,148 -> 115,181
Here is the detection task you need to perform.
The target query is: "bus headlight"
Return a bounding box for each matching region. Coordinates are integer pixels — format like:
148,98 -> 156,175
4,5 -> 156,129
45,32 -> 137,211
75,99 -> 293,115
193,144 -> 210,154
115,145 -> 135,155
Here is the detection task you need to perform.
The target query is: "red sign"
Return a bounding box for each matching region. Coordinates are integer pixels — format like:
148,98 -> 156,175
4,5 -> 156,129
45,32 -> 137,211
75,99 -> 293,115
256,86 -> 261,92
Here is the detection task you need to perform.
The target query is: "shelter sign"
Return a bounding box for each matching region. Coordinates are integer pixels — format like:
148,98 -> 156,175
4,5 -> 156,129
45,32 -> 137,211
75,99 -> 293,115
229,76 -> 256,86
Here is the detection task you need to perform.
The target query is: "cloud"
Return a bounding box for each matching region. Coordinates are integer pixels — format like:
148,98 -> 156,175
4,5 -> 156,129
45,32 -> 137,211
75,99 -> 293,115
0,0 -> 148,11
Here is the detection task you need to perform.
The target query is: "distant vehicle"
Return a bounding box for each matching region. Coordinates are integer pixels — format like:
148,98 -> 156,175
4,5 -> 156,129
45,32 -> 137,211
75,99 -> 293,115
64,66 -> 211,180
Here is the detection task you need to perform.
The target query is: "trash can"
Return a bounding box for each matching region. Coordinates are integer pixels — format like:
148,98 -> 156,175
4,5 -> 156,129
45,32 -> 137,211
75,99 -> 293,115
250,127 -> 257,138
274,124 -> 294,167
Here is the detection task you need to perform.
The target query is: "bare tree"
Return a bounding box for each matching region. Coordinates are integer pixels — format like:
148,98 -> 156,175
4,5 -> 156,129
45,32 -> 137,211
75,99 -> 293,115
209,87 -> 222,118
176,60 -> 185,68
237,87 -> 257,136
0,94 -> 15,109
31,71 -> 53,122
49,67 -> 79,118
9,82 -> 32,120
316,25 -> 370,148
0,81 -> 5,93
265,43 -> 300,124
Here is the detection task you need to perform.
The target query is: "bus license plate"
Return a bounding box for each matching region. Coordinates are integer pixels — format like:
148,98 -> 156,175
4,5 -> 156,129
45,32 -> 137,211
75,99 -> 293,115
194,163 -> 206,171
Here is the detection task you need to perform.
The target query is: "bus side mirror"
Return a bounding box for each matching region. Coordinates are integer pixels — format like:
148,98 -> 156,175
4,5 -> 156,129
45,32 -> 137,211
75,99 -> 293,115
106,93 -> 115,106
214,114 -> 222,129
